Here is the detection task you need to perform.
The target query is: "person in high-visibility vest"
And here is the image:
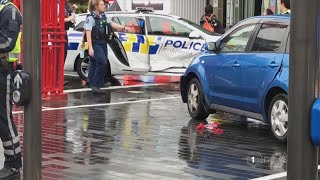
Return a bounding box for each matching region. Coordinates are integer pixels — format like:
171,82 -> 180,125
0,0 -> 22,179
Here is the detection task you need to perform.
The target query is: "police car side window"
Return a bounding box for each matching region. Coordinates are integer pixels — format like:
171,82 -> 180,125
148,17 -> 192,37
114,17 -> 143,35
220,24 -> 256,53
112,17 -> 121,24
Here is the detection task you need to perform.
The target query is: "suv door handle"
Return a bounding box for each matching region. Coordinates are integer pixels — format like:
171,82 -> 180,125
268,62 -> 279,68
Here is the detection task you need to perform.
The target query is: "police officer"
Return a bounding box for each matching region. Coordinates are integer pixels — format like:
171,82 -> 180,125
63,0 -> 77,85
64,0 -> 77,61
0,0 -> 22,179
85,0 -> 131,94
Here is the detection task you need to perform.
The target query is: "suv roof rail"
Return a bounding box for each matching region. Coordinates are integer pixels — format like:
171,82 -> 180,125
135,7 -> 154,13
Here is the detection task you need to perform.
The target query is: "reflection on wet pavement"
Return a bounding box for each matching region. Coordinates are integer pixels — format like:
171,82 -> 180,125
2,76 -> 288,179
63,75 -> 180,90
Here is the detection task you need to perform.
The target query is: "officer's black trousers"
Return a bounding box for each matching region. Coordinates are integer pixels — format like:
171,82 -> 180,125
64,33 -> 68,62
0,64 -> 22,169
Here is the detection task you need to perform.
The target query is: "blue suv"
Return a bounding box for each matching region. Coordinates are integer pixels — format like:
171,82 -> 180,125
180,15 -> 290,142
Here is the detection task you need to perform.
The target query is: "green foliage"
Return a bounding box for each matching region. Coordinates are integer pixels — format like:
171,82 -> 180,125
76,4 -> 88,13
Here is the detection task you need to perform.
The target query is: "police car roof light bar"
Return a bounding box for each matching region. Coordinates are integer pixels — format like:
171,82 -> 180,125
135,7 -> 154,13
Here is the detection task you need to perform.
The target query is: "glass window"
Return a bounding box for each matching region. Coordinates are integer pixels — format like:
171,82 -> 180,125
74,21 -> 85,32
111,17 -> 121,24
112,17 -> 143,34
252,24 -> 287,52
148,17 -> 192,37
220,24 -> 256,53
137,18 -> 146,35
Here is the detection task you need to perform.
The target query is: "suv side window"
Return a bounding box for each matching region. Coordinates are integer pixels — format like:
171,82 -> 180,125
112,17 -> 144,35
148,17 -> 192,37
252,24 -> 287,52
219,24 -> 256,53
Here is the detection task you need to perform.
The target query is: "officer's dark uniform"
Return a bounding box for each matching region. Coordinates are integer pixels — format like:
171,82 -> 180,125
0,0 -> 22,179
86,13 -> 112,91
64,1 -> 73,62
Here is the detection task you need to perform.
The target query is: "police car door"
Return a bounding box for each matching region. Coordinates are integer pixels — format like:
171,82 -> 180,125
146,16 -> 205,73
111,16 -> 150,72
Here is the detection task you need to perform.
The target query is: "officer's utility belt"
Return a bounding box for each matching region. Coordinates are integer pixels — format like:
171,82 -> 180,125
0,52 -> 20,62
0,53 -> 19,61
0,54 -> 13,70
0,54 -> 16,67
93,39 -> 108,45
93,34 -> 114,44
0,53 -> 7,59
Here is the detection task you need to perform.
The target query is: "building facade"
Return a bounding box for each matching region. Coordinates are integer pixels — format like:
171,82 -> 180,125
116,0 -> 207,24
207,0 -> 281,29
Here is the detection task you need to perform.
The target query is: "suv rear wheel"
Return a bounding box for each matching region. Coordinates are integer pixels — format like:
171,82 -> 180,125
268,93 -> 288,142
187,78 -> 209,120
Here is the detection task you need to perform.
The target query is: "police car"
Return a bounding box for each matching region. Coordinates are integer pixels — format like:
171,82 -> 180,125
64,9 -> 221,80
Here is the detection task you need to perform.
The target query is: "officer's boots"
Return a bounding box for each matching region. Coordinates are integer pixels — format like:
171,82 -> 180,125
0,166 -> 20,179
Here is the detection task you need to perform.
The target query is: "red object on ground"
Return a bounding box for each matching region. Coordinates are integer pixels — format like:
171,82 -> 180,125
213,122 -> 219,128
196,122 -> 224,135
212,128 -> 224,135
203,122 -> 219,130
196,123 -> 205,130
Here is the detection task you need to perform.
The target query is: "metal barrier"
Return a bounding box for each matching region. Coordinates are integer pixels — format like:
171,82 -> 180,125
42,0 -> 65,95
13,0 -> 66,95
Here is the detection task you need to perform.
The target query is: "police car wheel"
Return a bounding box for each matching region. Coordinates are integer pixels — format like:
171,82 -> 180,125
187,78 -> 209,120
268,93 -> 288,142
76,55 -> 90,81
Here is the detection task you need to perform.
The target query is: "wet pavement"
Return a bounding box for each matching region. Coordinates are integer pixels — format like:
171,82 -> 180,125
0,75 -> 289,179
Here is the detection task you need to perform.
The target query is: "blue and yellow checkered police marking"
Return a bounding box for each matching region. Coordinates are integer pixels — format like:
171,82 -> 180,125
117,32 -> 161,55
147,36 -> 162,55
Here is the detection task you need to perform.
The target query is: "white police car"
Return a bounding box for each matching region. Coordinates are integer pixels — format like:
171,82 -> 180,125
64,9 -> 221,80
